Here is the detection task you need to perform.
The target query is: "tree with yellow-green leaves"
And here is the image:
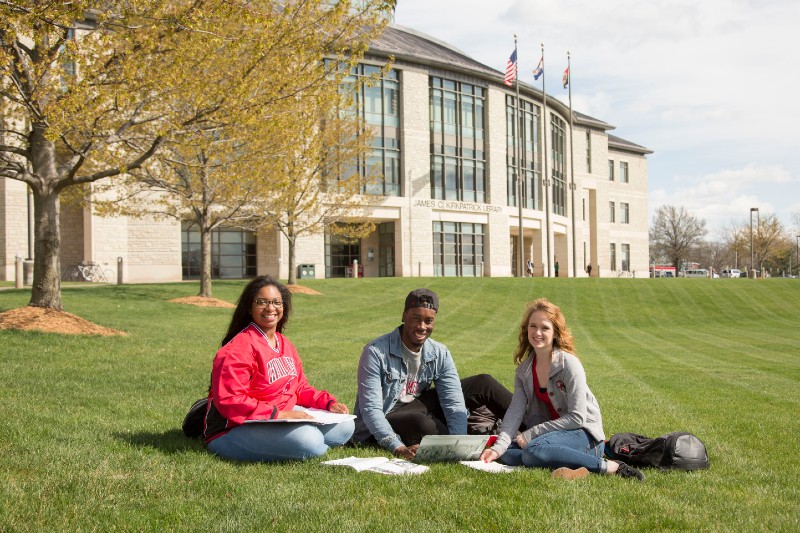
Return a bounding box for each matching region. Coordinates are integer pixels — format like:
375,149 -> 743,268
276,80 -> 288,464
1,0 -> 394,308
723,212 -> 789,275
253,79 -> 386,285
91,1 -> 393,297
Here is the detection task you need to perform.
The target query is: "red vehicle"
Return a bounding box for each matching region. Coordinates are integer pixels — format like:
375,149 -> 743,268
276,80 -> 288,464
650,265 -> 676,278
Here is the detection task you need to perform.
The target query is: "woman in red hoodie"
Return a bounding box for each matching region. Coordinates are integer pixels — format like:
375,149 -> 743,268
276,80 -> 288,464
204,276 -> 353,462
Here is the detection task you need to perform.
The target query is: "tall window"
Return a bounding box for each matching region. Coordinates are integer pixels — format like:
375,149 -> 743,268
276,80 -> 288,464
609,201 -> 616,223
325,232 -> 360,278
433,221 -> 485,277
550,115 -> 567,216
610,243 -> 617,271
62,28 -> 76,78
378,222 -> 395,277
608,160 -> 615,181
585,131 -> 592,173
506,96 -> 541,209
430,78 -> 486,203
621,202 -> 630,224
620,161 -> 629,184
349,65 -> 401,196
621,243 -> 630,272
181,223 -> 256,279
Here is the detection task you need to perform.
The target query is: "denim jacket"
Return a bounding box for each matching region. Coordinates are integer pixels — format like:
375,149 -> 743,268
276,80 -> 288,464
491,349 -> 605,457
353,326 -> 468,451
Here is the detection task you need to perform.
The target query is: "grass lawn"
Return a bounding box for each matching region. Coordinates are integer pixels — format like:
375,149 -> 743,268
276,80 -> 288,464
1,277 -> 799,531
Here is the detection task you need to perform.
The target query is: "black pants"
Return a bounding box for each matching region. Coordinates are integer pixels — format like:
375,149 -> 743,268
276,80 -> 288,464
384,374 -> 512,446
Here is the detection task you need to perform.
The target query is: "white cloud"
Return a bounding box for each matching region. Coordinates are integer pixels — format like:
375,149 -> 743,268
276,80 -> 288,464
649,164 -> 797,233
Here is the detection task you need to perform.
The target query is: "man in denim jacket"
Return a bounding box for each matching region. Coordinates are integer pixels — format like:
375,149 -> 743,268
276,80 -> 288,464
353,289 -> 511,460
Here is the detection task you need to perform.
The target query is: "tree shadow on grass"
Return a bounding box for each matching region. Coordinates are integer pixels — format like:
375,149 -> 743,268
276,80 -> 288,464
114,428 -> 207,455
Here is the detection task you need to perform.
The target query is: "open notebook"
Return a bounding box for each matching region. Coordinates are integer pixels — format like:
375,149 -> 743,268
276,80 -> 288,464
414,434 -> 497,463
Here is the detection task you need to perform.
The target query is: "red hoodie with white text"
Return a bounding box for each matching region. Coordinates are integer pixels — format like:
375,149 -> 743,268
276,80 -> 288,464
204,323 -> 336,442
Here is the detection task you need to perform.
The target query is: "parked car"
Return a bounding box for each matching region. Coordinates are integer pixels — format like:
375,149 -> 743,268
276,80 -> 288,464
721,269 -> 742,278
684,269 -> 709,278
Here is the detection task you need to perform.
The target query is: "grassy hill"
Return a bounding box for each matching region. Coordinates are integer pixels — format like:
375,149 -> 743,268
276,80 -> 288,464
1,277 -> 798,531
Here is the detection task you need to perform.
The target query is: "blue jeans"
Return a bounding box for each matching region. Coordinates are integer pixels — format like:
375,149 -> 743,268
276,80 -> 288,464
499,429 -> 606,472
208,418 -> 355,463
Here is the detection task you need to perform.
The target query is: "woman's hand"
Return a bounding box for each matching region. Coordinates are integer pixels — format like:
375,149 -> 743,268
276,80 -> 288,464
276,410 -> 314,420
480,449 -> 499,463
515,433 -> 528,448
328,402 -> 349,414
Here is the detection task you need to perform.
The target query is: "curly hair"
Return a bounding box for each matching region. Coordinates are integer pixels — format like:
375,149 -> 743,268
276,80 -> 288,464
220,275 -> 292,347
513,298 -> 576,365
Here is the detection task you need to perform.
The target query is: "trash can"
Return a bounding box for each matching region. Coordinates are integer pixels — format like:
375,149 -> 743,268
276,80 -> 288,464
297,264 -> 315,279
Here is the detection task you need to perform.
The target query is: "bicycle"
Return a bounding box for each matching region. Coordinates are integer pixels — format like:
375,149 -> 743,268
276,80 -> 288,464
61,262 -> 115,283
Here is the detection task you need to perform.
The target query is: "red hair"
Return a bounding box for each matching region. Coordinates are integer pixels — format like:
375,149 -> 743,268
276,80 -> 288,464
513,298 -> 576,365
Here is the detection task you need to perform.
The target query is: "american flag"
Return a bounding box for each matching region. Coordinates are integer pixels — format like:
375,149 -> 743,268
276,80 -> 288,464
504,49 -> 518,86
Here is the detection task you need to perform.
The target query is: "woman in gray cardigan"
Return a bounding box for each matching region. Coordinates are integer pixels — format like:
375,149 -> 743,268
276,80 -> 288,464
480,298 -> 644,481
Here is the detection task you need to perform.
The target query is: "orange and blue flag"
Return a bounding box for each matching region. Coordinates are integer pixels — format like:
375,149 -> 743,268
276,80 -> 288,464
533,57 -> 544,81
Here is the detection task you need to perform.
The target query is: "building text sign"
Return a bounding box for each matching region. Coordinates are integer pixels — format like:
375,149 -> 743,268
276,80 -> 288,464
413,199 -> 502,213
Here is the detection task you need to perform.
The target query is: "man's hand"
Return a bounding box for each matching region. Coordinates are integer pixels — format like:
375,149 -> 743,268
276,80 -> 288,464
394,444 -> 419,460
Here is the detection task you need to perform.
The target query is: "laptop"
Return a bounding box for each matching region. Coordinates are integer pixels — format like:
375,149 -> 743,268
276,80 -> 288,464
414,435 -> 497,463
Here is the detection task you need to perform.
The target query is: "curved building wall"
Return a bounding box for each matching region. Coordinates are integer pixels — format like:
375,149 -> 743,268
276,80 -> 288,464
282,24 -> 649,280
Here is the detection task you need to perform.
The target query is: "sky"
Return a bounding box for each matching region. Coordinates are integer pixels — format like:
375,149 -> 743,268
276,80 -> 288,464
393,0 -> 800,239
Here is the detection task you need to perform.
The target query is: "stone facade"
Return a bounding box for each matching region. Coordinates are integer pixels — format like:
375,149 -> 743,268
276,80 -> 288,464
0,24 -> 650,283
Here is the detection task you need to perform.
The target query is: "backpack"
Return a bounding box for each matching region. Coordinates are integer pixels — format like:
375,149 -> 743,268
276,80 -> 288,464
182,397 -> 209,439
468,405 -> 501,435
606,431 -> 710,470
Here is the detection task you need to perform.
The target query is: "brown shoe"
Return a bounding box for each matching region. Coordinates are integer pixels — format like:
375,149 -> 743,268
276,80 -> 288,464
551,467 -> 590,480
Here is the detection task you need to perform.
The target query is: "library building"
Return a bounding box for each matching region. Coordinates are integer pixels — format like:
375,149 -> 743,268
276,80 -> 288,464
1,17 -> 651,283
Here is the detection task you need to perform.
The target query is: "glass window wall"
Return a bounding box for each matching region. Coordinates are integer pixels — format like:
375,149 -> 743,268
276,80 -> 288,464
430,77 -> 486,203
432,221 -> 485,277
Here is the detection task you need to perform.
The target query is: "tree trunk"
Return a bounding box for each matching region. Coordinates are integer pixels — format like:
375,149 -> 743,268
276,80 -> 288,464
27,123 -> 63,310
28,188 -> 63,310
199,224 -> 213,298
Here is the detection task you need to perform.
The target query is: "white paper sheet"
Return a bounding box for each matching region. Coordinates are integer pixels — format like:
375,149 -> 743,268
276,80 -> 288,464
244,406 -> 356,424
459,461 -> 521,473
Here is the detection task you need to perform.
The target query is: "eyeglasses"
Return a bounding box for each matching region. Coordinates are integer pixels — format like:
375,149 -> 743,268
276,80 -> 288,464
253,298 -> 283,309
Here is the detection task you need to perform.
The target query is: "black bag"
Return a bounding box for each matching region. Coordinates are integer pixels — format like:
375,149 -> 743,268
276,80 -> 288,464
606,431 -> 709,470
182,397 -> 208,439
467,405 -> 501,435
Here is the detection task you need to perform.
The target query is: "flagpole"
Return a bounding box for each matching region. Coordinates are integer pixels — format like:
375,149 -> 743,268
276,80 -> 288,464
541,43 -> 552,277
567,51 -> 577,277
514,35 -> 524,278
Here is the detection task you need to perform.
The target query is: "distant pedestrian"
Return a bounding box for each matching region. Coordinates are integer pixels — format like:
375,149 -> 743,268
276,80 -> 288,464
554,261 -> 560,277
586,264 -> 592,277
526,258 -> 534,277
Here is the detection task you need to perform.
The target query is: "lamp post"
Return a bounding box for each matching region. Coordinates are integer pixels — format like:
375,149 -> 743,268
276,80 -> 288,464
750,208 -> 758,278
796,235 -> 799,277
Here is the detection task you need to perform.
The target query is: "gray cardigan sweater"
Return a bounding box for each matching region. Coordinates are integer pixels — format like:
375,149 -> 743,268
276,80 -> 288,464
490,349 -> 605,457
